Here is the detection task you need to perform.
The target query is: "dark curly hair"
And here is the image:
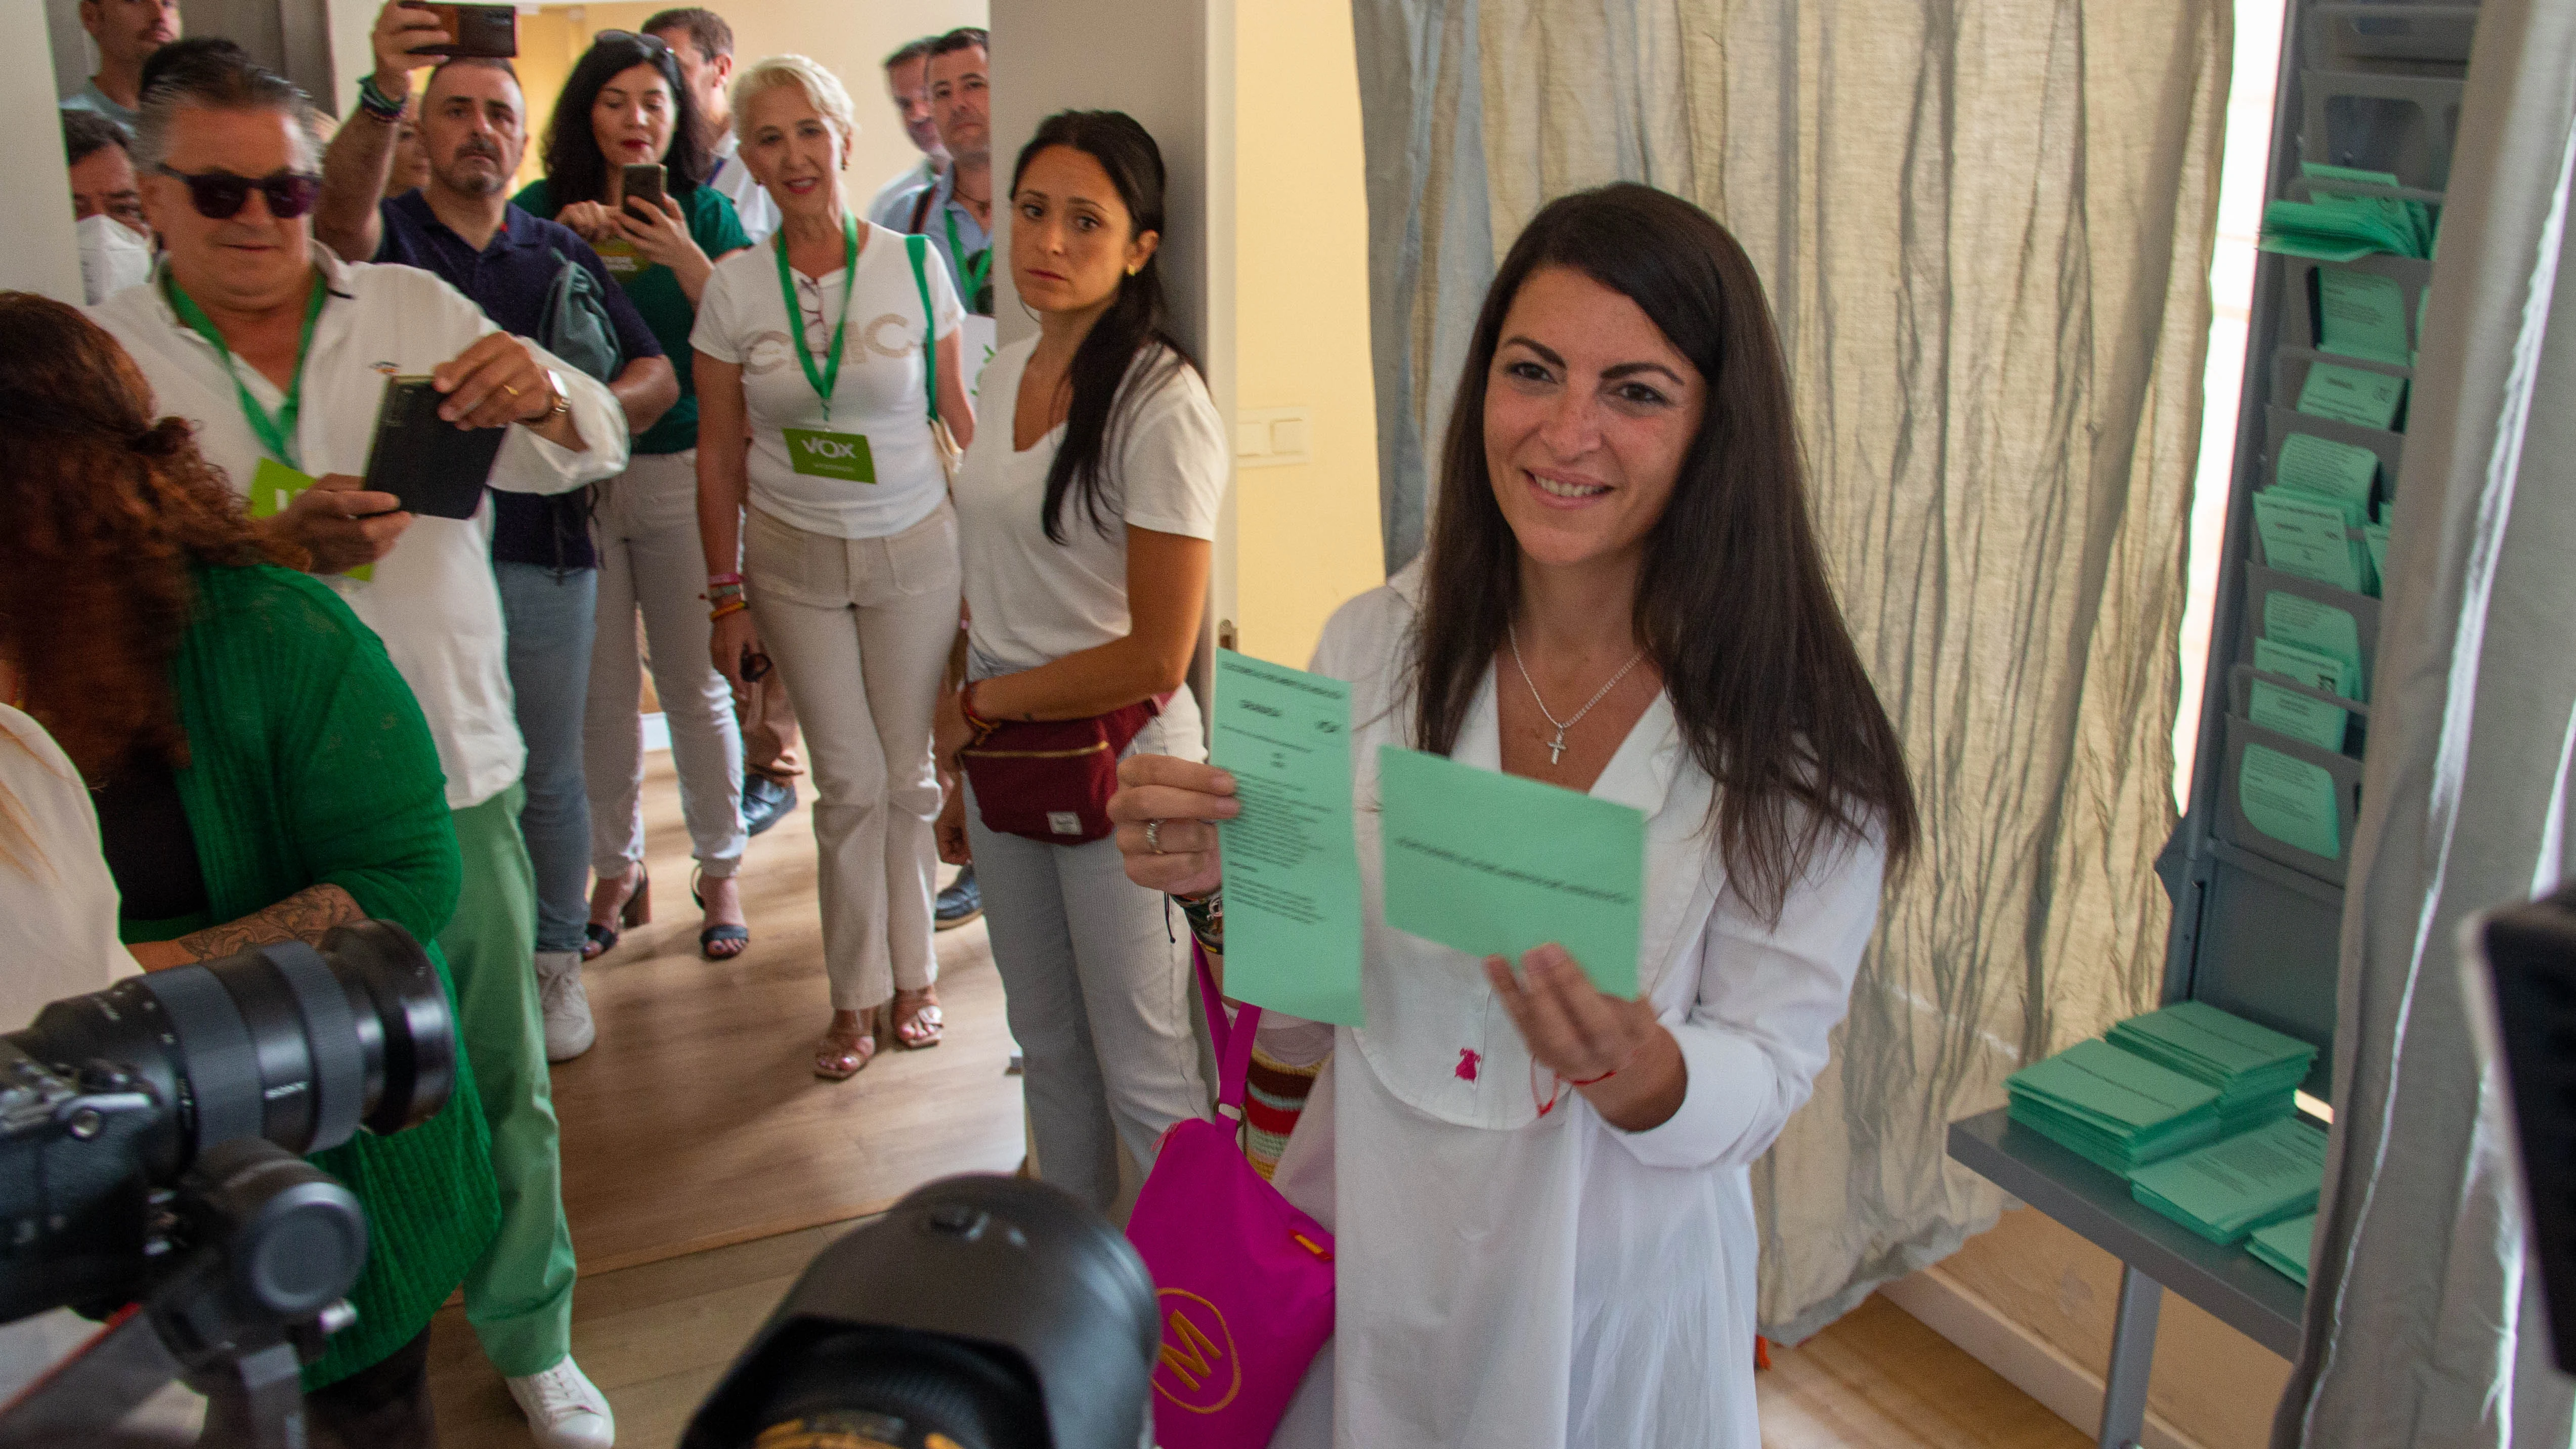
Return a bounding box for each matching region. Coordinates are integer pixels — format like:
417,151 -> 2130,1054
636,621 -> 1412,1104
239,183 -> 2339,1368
0,291 -> 303,783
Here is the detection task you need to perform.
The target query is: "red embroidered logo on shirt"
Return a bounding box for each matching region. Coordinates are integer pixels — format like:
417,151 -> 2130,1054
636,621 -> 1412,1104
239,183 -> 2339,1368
1455,1048 -> 1481,1082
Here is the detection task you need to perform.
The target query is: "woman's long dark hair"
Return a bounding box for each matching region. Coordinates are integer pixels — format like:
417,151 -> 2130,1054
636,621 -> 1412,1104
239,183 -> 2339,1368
1009,111 -> 1196,544
1412,184 -> 1917,921
539,31 -> 711,206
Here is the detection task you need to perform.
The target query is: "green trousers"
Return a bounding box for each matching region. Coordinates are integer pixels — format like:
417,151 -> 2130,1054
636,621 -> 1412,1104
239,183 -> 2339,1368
441,786 -> 576,1377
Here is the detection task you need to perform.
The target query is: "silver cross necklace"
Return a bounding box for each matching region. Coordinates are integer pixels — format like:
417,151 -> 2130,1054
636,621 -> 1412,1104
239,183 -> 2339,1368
1506,623 -> 1647,766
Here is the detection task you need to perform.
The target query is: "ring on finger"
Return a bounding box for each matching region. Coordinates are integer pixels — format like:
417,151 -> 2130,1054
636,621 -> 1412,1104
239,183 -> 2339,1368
1145,819 -> 1166,855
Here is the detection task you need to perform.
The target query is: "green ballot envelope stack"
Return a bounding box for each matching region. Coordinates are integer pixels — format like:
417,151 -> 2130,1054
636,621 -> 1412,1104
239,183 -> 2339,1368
2107,1001 -> 2317,1134
2248,1211 -> 2318,1287
2127,1116 -> 2329,1246
2005,1039 -> 2224,1177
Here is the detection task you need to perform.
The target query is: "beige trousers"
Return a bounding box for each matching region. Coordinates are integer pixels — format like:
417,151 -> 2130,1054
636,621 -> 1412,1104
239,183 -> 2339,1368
744,500 -> 961,1010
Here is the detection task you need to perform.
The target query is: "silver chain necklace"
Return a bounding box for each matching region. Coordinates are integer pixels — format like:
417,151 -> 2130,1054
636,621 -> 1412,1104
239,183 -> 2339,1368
1506,623 -> 1646,766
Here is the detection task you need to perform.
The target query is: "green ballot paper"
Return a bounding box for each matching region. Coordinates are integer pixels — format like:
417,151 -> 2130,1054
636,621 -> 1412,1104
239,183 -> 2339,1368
2315,268 -> 2413,366
2239,743 -> 2342,861
2253,488 -> 2369,593
2248,1211 -> 2317,1286
1212,650 -> 1365,1025
2363,522 -> 2391,587
2129,1115 -> 2329,1245
2251,638 -> 2352,751
2275,432 -> 2379,506
1378,745 -> 1644,996
2297,362 -> 2407,431
2263,591 -> 2368,698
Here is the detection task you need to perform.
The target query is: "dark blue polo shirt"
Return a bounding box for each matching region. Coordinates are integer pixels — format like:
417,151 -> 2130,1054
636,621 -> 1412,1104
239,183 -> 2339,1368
374,189 -> 662,570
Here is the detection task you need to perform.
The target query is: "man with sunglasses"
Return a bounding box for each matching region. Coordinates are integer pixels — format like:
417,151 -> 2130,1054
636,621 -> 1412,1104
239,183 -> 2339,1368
90,54 -> 632,1449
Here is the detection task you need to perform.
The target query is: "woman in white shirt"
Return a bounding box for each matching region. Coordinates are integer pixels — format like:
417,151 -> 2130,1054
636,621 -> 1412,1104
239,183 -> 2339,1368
693,55 -> 973,1078
1107,184 -> 1920,1447
928,112 -> 1227,1212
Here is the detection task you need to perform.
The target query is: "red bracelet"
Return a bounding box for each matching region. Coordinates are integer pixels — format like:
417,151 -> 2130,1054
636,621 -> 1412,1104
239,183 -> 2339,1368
1564,1068 -> 1619,1087
959,680 -> 997,737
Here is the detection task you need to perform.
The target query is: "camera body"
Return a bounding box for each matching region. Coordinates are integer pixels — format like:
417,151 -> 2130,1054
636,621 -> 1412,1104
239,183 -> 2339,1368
0,1037 -> 168,1324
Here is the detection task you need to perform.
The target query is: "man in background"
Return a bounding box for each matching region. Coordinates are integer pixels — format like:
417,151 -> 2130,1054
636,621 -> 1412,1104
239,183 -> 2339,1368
63,110 -> 149,303
59,0 -> 178,133
865,37 -> 947,231
643,7 -> 777,245
906,26 -> 993,318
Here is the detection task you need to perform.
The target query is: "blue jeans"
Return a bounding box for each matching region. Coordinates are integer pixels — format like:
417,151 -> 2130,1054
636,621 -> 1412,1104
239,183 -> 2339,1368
496,561 -> 597,956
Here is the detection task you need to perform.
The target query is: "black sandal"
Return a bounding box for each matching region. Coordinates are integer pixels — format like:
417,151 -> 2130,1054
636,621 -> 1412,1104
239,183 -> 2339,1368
582,864 -> 649,960
693,870 -> 751,960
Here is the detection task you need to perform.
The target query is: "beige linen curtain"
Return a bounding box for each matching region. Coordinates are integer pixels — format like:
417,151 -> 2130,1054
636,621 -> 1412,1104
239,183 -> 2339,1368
1351,0 -> 2230,1336
2273,0 -> 2576,1441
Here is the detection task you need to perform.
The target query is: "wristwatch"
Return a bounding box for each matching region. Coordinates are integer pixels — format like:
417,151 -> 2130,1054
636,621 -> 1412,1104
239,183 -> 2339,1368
540,367 -> 570,421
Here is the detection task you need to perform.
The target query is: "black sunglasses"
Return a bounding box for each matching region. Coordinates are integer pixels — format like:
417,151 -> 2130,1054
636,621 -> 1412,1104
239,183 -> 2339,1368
154,165 -> 322,221
594,28 -> 682,81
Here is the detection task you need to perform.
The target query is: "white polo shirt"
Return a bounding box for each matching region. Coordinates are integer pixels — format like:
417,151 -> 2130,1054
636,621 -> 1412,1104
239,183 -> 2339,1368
91,248 -> 631,811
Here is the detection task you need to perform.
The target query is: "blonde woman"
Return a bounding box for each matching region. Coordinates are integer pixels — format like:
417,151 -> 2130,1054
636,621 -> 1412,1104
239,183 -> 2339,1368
693,55 -> 973,1078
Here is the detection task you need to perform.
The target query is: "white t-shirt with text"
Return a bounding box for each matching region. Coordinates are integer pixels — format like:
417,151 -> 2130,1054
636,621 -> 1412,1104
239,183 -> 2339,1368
955,336 -> 1227,673
693,221 -> 963,541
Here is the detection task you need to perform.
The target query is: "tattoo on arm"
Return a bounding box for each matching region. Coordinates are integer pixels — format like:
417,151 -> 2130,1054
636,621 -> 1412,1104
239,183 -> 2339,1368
164,884 -> 366,963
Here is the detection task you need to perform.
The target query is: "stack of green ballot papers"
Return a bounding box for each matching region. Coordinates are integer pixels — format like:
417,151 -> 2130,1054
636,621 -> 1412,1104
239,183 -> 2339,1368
2248,1211 -> 2318,1287
2108,1002 -> 2317,1132
2128,1116 -> 2329,1245
2258,164 -> 2436,262
2006,1039 -> 2223,1176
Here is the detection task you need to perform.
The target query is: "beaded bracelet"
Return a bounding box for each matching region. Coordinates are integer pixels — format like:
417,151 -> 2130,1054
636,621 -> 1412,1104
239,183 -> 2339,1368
708,572 -> 744,586
709,599 -> 749,623
356,73 -> 405,122
1175,888 -> 1224,956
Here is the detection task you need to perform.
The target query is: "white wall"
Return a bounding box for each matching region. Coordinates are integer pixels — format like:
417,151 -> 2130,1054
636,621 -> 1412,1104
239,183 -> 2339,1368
10,4 -> 85,304
987,0 -> 1235,647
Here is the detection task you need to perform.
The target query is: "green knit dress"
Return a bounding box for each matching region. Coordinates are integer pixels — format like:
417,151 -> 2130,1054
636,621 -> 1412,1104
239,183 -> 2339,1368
118,563 -> 502,1387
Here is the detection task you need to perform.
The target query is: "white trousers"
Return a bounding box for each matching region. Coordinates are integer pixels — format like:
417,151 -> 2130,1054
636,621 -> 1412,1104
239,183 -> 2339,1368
966,694 -> 1213,1212
745,501 -> 959,1011
585,449 -> 747,877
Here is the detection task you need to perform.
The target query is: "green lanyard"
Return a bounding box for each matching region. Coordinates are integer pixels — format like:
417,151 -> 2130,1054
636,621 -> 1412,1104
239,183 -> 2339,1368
164,271 -> 326,472
775,214 -> 858,422
943,207 -> 991,302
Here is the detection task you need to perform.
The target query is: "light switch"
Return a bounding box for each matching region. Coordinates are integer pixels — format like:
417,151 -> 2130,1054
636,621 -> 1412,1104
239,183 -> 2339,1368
1236,407 -> 1313,468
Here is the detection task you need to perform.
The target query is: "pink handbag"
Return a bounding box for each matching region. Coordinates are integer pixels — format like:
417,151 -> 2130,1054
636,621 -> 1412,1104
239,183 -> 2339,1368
1125,944 -> 1336,1448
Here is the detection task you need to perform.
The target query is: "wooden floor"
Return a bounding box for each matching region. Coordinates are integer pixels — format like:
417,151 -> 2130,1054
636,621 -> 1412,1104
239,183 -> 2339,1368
425,754 -> 2090,1448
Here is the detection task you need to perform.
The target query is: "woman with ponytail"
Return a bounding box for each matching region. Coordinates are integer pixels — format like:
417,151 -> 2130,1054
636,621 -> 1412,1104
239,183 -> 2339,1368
929,111 -> 1225,1210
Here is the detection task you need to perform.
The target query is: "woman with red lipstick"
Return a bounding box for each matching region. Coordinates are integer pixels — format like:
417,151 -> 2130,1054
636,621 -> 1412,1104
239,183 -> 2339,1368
930,111 -> 1226,1213
693,54 -> 974,1079
518,29 -> 759,964
1105,185 -> 1919,1447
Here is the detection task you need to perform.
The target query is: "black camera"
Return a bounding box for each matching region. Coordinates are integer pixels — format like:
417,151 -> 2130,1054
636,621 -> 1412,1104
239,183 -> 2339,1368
685,1175 -> 1163,1449
0,922 -> 456,1448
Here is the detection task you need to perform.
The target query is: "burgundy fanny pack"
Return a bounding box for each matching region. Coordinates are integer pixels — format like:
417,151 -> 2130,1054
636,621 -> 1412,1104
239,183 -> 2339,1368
958,696 -> 1163,844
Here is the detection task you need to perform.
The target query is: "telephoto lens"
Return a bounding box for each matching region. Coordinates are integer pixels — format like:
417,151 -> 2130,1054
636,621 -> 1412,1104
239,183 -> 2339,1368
684,1176 -> 1162,1449
0,920 -> 455,1325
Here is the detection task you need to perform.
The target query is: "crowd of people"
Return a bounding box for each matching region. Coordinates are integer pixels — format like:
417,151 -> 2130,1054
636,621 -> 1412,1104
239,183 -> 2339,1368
13,3 -> 1914,1446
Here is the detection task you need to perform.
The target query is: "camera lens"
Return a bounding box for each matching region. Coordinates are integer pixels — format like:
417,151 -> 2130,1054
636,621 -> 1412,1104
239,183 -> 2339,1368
6,919 -> 456,1180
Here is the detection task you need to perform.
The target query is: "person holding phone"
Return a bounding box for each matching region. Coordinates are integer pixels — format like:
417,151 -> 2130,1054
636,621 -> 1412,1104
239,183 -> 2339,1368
88,54 -> 630,1449
516,29 -> 760,962
694,55 -> 972,1079
1106,185 -> 1919,1447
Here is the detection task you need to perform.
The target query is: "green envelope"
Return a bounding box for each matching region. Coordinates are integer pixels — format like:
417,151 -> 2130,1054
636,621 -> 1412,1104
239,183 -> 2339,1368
2253,488 -> 2371,593
2249,1211 -> 2317,1286
2297,362 -> 2407,431
2316,268 -> 2414,366
2275,432 -> 2379,507
1212,650 -> 1366,1026
2129,1116 -> 2329,1245
2239,743 -> 2342,861
1378,745 -> 1644,996
2264,591 -> 2368,699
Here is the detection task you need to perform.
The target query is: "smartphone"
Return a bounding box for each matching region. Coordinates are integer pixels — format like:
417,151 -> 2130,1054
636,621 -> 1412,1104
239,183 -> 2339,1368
361,376 -> 508,520
406,3 -> 518,58
621,162 -> 668,212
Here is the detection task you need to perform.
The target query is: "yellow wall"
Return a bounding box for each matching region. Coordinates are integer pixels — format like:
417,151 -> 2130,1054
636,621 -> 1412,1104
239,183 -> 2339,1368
1227,0 -> 1383,669
502,1 -> 986,200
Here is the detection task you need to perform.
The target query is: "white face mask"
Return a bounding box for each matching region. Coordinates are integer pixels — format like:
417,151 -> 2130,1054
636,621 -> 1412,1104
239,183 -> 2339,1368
77,210 -> 154,306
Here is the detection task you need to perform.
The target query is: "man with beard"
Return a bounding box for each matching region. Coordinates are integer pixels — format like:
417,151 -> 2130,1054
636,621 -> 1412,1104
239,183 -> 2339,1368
59,0 -> 178,133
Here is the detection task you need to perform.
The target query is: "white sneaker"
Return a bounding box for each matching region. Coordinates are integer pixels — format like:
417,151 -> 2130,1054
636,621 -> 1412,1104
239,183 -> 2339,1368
506,1355 -> 616,1449
534,951 -> 596,1062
